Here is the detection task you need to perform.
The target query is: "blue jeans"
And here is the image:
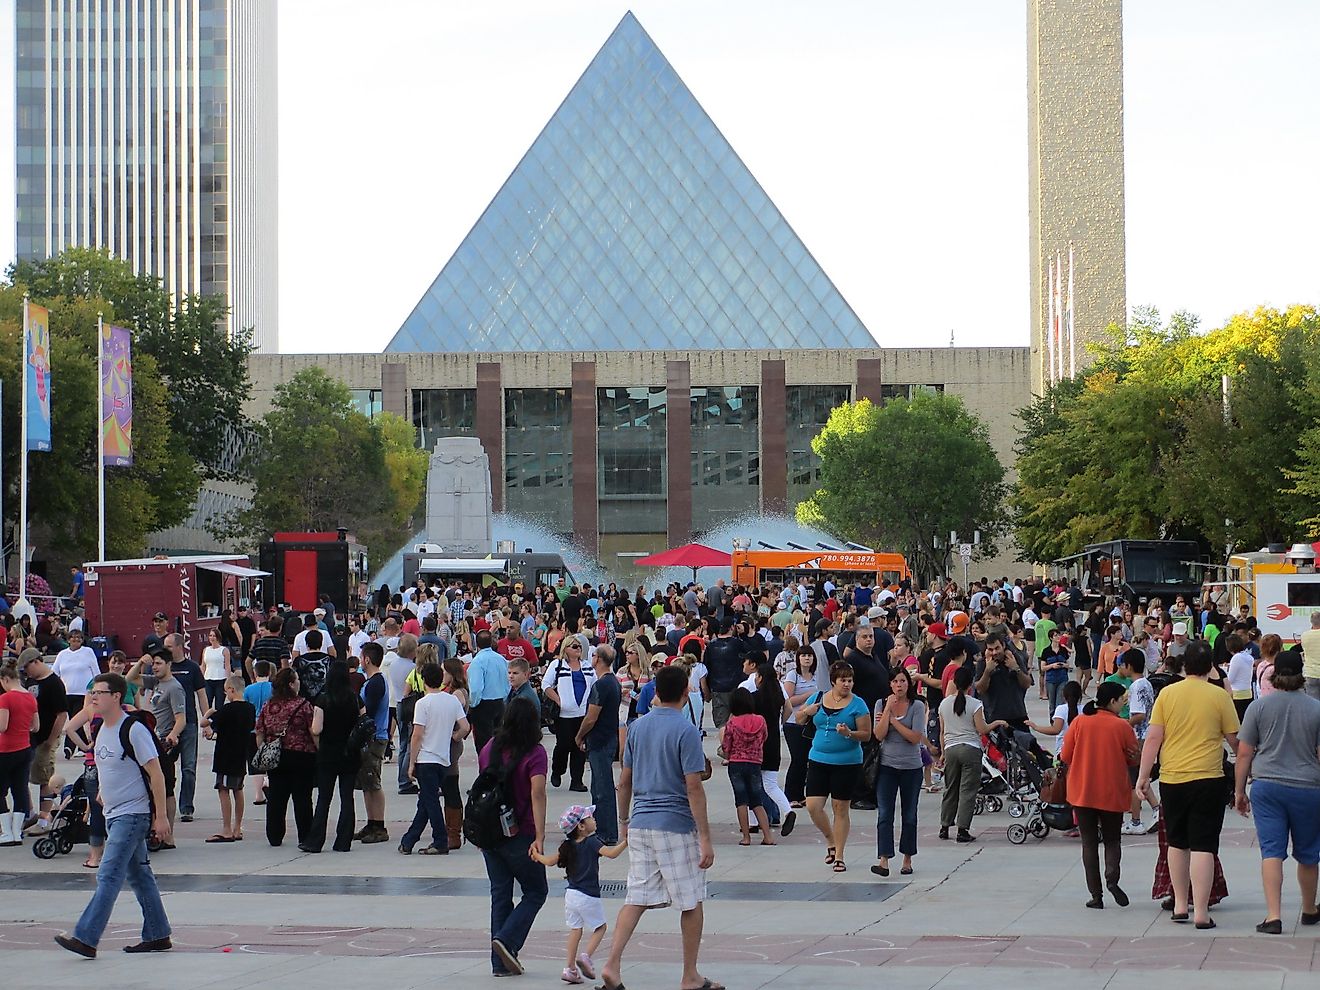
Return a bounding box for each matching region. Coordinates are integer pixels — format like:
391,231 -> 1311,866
587,738 -> 618,844
73,813 -> 170,947
482,833 -> 548,974
177,722 -> 198,816
401,762 -> 447,852
876,764 -> 922,858
397,717 -> 413,790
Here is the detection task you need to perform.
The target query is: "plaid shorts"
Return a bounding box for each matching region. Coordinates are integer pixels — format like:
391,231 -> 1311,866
624,828 -> 706,911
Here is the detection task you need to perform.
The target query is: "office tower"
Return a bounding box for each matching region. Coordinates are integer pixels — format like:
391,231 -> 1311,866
14,0 -> 278,350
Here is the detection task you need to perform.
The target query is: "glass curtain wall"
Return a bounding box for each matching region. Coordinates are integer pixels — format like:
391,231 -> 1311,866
505,388 -> 573,534
412,389 -> 476,450
598,387 -> 667,536
691,386 -> 759,533
786,384 -> 851,510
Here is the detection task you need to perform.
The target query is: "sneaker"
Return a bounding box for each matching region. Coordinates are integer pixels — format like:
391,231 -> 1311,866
25,818 -> 52,835
1120,820 -> 1145,836
360,826 -> 390,844
561,968 -> 584,984
179,814 -> 194,823
491,937 -> 524,975
1144,817 -> 1159,834
576,953 -> 596,979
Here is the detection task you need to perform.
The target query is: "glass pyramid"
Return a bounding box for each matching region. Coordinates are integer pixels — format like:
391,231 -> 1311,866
385,11 -> 876,353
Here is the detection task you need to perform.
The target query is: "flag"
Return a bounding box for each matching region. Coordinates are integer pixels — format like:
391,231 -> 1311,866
101,323 -> 133,466
25,303 -> 52,452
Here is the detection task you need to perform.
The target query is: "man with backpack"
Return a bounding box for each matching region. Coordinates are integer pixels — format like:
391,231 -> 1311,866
128,648 -> 186,837
54,672 -> 172,958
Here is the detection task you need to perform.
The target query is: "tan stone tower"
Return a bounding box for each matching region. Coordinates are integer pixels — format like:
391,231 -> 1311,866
1028,0 -> 1127,394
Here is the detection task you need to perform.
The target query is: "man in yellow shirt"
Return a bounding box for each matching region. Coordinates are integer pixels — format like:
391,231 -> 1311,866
1302,612 -> 1320,699
1136,641 -> 1239,929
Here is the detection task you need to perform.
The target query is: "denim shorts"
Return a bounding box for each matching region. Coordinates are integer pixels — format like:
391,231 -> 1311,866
1251,778 -> 1320,864
727,761 -> 764,809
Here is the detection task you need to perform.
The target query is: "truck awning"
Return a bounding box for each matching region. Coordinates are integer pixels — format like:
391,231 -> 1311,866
418,558 -> 508,575
196,561 -> 270,578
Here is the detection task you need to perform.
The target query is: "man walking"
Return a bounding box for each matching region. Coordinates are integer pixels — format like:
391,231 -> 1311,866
54,672 -> 172,958
576,645 -> 621,844
599,666 -> 720,990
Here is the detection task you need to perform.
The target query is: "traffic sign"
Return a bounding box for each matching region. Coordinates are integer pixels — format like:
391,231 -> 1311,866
959,543 -> 973,559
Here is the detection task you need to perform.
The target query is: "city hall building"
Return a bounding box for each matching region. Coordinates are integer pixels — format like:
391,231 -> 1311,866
241,4 -> 1125,570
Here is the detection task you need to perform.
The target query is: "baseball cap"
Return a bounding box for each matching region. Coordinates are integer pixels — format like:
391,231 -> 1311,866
558,804 -> 596,834
314,607 -> 326,617
1172,621 -> 1188,636
867,606 -> 886,620
945,610 -> 970,636
1274,649 -> 1304,678
153,611 -> 168,621
928,622 -> 948,640
19,647 -> 44,668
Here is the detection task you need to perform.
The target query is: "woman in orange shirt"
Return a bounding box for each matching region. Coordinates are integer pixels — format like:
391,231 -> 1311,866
1096,625 -> 1126,680
1060,680 -> 1139,909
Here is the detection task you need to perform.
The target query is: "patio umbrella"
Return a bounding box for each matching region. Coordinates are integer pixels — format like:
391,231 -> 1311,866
635,543 -> 732,583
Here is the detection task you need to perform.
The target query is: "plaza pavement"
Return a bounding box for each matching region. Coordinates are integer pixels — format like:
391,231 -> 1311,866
2,694 -> 1318,989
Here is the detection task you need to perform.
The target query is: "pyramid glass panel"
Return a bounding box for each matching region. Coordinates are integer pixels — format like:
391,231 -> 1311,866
385,12 -> 875,353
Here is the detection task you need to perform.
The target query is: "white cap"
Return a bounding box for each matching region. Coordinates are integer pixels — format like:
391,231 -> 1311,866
1172,622 -> 1188,636
867,606 -> 886,620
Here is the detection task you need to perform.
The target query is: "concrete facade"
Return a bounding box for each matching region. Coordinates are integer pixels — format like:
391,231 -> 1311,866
244,346 -> 1031,576
1027,0 -> 1127,394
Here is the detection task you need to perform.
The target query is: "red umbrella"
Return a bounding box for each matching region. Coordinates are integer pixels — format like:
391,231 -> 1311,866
635,543 -> 731,583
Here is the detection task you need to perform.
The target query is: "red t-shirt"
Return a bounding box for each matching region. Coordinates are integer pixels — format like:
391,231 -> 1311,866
822,598 -> 841,621
0,690 -> 38,753
497,637 -> 536,664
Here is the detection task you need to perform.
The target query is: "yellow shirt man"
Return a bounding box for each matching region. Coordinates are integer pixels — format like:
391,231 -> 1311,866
1148,677 -> 1240,784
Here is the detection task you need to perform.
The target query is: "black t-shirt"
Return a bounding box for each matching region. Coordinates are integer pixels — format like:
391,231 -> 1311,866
703,636 -> 746,693
585,674 -> 621,750
972,657 -> 1029,724
29,674 -> 68,745
237,616 -> 258,656
567,833 -> 605,897
172,659 -> 204,724
294,652 -> 331,702
209,699 -> 256,775
844,648 -> 891,712
316,692 -> 363,766
141,632 -> 166,655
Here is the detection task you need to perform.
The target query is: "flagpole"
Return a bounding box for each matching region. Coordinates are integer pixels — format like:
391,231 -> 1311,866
15,297 -> 33,623
1067,243 -> 1076,378
97,313 -> 106,562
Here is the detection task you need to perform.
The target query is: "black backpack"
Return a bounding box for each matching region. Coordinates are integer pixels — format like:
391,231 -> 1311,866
118,711 -> 163,818
463,747 -> 517,849
345,714 -> 377,761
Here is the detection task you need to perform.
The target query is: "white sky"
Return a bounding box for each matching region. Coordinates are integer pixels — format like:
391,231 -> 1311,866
1,1 -> 1317,353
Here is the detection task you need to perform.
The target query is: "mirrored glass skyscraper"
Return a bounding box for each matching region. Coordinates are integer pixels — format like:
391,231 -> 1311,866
14,0 -> 278,350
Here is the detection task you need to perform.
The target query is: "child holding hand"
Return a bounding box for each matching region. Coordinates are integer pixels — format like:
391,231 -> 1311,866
531,803 -> 627,984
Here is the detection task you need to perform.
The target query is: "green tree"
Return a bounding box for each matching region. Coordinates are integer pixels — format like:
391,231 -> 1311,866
0,287 -> 199,564
1012,305 -> 1320,562
796,393 -> 1008,581
226,369 -> 427,570
8,248 -> 253,474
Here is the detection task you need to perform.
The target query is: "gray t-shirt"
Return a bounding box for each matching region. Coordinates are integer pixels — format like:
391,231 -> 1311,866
144,676 -> 186,740
875,699 -> 927,770
1239,691 -> 1320,789
939,695 -> 985,752
624,706 -> 706,833
94,716 -> 158,820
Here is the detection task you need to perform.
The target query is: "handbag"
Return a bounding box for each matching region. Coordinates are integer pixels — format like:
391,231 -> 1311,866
801,691 -> 822,741
1040,762 -> 1069,805
253,699 -> 308,772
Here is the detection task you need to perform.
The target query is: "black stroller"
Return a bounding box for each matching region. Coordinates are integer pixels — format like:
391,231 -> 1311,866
32,775 -> 91,859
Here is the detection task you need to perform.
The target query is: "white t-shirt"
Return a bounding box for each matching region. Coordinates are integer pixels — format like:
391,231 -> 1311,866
1050,702 -> 1076,754
1022,608 -> 1039,630
382,651 -> 415,708
687,661 -> 708,696
201,645 -> 229,681
53,646 -> 101,696
412,691 -> 465,766
1227,649 -> 1255,695
348,629 -> 370,658
294,628 -> 333,657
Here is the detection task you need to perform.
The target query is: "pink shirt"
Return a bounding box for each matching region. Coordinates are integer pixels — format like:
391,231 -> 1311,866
723,713 -> 766,764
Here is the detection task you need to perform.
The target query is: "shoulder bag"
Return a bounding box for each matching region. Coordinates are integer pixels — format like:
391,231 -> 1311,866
252,699 -> 308,772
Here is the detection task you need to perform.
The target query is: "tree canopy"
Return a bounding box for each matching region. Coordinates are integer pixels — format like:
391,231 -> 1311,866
796,392 -> 1008,581
1013,305 -> 1320,563
222,368 -> 428,570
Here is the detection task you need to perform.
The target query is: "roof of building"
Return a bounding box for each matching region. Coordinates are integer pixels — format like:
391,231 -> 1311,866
385,11 -> 877,354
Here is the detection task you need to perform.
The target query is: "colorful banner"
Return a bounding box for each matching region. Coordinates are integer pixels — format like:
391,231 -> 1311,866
25,303 -> 52,452
101,323 -> 133,466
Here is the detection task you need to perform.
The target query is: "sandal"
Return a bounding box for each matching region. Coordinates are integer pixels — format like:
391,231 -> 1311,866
924,784 -> 942,793
825,846 -> 836,865
738,838 -> 751,846
832,859 -> 847,872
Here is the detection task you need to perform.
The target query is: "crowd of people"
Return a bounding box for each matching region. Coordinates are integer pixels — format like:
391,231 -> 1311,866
3,567 -> 1320,964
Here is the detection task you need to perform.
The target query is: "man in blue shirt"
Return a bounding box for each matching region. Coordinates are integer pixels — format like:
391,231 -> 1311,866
599,665 -> 715,990
576,645 -> 622,844
467,630 -> 508,751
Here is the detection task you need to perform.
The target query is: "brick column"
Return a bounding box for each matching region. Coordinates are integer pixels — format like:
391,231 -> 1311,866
571,362 -> 598,560
856,358 -> 882,405
666,360 -> 692,545
382,362 -> 408,419
475,362 -> 504,513
760,359 -> 787,514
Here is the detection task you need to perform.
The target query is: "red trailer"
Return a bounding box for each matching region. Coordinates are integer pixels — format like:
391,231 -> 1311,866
259,530 -> 368,614
83,555 -> 268,660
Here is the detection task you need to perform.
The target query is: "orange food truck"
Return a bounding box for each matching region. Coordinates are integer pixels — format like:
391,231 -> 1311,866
731,547 -> 909,591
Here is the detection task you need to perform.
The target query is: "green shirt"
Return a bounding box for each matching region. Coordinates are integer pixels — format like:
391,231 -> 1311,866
1103,673 -> 1133,718
87,676 -> 139,707
1034,618 -> 1057,658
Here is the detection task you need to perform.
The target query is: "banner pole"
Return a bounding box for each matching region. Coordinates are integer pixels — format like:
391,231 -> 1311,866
16,297 -> 32,622
98,314 -> 106,562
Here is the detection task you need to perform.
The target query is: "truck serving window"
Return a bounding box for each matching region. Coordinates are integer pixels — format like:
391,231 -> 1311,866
1288,582 -> 1320,608
1123,552 -> 1195,586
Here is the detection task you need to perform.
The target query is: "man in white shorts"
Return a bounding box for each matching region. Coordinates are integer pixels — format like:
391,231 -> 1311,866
598,666 -> 722,990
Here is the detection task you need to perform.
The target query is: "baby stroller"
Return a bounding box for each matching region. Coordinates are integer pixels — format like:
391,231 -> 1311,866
998,727 -> 1047,820
1006,749 -> 1073,844
32,776 -> 91,859
973,746 -> 1008,815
